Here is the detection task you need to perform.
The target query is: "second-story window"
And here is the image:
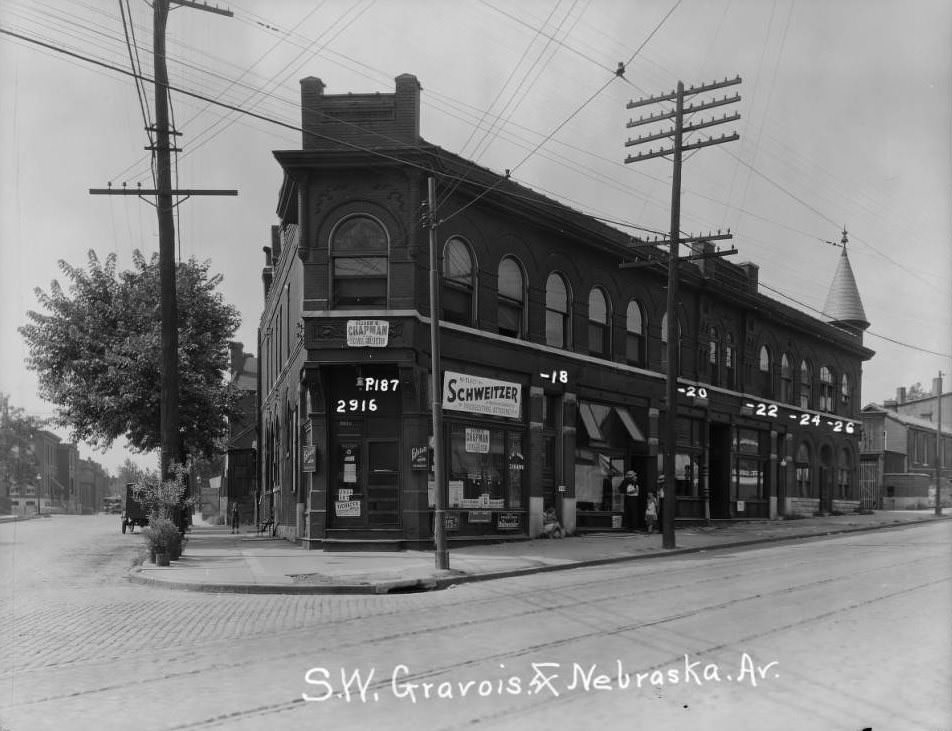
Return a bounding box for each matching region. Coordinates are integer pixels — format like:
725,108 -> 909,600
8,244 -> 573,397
841,373 -> 851,409
545,272 -> 570,348
725,332 -> 736,388
709,327 -> 720,384
497,256 -> 525,338
625,300 -> 645,365
330,215 -> 388,308
759,345 -> 772,397
587,287 -> 610,357
819,366 -> 834,412
780,354 -> 793,403
442,237 -> 475,326
800,360 -> 812,409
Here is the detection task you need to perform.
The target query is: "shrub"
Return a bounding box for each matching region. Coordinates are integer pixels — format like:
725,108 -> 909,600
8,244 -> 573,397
142,517 -> 182,557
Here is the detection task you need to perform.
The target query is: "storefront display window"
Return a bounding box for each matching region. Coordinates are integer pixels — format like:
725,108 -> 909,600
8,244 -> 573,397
447,424 -> 524,510
575,449 -> 623,512
733,428 -> 767,500
656,452 -> 700,496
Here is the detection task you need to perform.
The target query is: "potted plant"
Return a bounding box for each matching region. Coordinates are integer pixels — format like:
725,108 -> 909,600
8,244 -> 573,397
142,517 -> 180,566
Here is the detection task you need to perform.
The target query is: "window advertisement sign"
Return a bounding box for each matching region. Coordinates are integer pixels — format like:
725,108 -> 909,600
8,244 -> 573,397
335,500 -> 361,517
467,510 -> 491,523
442,371 -> 522,419
448,480 -> 464,508
465,428 -> 490,453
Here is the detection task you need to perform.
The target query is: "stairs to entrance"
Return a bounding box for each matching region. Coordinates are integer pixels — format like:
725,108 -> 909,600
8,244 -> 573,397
322,528 -> 404,551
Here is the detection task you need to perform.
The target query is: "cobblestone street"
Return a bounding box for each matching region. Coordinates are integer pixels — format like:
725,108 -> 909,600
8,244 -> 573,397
2,514 -> 949,731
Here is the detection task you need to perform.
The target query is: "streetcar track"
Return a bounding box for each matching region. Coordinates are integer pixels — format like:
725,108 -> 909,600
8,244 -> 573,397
167,573 -> 951,730
6,548 -> 945,721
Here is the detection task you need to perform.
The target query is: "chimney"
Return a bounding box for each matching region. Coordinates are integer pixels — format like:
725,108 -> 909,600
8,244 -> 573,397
228,342 -> 244,378
300,76 -> 325,149
738,262 -> 759,292
271,225 -> 282,260
897,387 -> 907,404
883,399 -> 898,410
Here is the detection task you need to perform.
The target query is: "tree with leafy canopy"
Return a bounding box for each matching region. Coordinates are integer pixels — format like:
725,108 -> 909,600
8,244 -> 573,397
19,250 -> 242,463
0,393 -> 46,496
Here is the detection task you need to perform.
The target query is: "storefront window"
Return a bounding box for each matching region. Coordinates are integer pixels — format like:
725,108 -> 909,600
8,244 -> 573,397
575,449 -> 623,512
447,424 -> 523,510
733,428 -> 767,500
657,452 -> 700,496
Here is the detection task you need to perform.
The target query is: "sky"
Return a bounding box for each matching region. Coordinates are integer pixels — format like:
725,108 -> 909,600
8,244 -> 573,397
1,0 -> 950,475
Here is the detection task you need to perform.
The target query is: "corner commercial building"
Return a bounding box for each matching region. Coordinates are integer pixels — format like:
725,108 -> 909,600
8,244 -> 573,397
257,75 -> 874,549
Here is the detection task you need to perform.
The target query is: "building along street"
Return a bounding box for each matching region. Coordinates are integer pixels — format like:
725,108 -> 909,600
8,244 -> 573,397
0,514 -> 949,731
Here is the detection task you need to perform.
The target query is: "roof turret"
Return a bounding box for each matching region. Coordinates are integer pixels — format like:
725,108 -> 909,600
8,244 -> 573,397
822,228 -> 869,332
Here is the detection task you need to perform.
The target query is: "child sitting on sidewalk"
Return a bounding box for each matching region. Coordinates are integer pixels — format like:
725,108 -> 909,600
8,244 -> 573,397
542,506 -> 564,539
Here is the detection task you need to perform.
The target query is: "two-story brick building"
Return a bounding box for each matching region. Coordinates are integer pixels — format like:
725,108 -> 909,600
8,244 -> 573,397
257,74 -> 874,549
860,386 -> 952,509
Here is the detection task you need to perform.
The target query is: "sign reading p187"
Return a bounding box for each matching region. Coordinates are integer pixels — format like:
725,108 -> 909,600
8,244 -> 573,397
331,365 -> 401,417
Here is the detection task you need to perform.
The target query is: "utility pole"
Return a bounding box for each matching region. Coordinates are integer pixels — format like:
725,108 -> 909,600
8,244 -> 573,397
623,77 -> 742,550
424,177 -> 450,570
935,372 -> 944,516
90,0 -> 235,479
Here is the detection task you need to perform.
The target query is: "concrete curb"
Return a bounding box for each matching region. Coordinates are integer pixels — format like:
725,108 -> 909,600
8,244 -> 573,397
126,515 -> 947,595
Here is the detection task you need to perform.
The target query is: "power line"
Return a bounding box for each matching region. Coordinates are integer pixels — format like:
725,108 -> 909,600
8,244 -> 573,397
758,280 -> 951,358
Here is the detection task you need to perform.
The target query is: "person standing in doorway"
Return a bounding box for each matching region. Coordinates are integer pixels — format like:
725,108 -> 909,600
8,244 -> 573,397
619,470 -> 640,532
231,502 -> 240,534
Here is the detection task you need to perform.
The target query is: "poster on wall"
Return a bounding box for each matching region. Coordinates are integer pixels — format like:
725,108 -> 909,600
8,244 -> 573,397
497,512 -> 521,530
467,510 -> 491,523
442,371 -> 521,419
302,445 -> 317,472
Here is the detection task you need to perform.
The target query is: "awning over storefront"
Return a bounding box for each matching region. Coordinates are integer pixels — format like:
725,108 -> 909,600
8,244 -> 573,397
615,406 -> 646,442
578,403 -> 604,442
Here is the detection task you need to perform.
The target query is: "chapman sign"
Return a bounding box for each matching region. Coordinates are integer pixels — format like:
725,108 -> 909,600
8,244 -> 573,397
442,371 -> 521,419
346,319 -> 388,347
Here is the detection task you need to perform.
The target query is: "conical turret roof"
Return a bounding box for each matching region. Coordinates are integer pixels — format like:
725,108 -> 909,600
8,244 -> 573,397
822,230 -> 869,331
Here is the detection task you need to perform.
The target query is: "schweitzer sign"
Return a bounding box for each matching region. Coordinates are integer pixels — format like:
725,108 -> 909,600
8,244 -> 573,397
442,371 -> 522,419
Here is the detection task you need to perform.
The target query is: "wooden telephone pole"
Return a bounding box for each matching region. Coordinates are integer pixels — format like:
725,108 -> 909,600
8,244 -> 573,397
90,0 -> 236,478
623,77 -> 742,549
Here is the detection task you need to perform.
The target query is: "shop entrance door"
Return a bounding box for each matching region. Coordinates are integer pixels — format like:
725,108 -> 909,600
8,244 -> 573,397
330,436 -> 401,528
708,423 -> 732,518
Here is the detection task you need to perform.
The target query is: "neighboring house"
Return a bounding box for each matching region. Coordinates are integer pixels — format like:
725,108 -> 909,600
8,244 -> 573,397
861,389 -> 952,509
221,341 -> 258,525
258,74 -> 874,549
55,441 -> 79,513
77,458 -> 111,515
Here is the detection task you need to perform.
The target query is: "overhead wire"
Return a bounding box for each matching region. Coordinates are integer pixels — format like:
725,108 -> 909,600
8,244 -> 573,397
2,6 -> 945,354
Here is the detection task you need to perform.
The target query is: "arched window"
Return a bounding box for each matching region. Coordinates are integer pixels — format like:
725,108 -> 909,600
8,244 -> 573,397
497,257 -> 525,338
841,373 -> 851,409
795,441 -> 811,497
587,287 -> 610,357
837,448 -> 852,500
800,360 -> 812,409
819,366 -> 834,412
330,215 -> 388,308
725,332 -> 736,388
780,353 -> 794,404
625,300 -> 645,365
759,345 -> 772,396
442,237 -> 475,326
709,327 -> 720,384
545,272 -> 570,348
